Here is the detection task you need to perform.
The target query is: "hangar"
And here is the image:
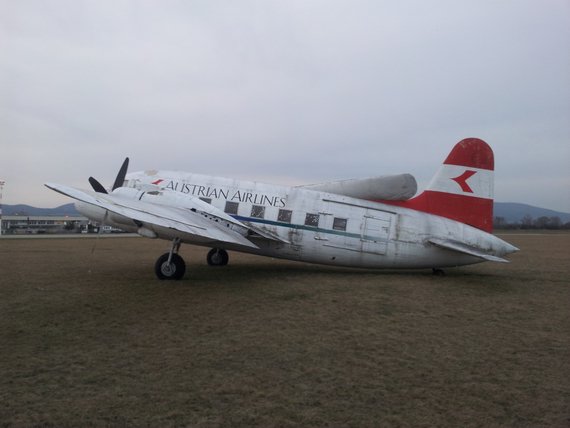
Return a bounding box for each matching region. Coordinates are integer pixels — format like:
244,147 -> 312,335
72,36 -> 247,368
0,215 -> 89,235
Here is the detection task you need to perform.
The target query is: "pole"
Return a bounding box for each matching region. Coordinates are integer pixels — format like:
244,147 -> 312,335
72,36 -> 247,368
0,180 -> 4,236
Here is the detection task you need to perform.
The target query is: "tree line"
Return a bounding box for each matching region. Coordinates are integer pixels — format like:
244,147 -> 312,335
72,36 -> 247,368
493,215 -> 570,230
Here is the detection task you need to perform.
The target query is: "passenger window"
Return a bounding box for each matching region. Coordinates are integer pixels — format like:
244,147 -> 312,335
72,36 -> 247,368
333,217 -> 347,231
305,213 -> 319,227
200,197 -> 212,204
224,201 -> 239,215
251,205 -> 265,219
278,209 -> 292,223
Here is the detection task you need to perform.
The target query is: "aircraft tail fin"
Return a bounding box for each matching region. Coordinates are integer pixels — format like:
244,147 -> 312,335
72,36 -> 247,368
382,138 -> 495,232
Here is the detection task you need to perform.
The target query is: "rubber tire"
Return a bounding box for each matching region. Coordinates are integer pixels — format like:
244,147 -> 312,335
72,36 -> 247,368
155,253 -> 186,280
207,248 -> 229,266
432,268 -> 446,276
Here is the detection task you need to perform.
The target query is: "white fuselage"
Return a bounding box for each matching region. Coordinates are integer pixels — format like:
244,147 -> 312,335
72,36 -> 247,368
77,171 -> 516,269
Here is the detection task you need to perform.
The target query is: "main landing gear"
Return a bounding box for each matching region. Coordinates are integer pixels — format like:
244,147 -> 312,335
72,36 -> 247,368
154,242 -> 231,280
155,238 -> 186,280
207,248 -> 229,266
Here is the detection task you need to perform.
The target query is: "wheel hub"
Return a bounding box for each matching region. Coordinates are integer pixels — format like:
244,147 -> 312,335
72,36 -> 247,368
161,262 -> 176,276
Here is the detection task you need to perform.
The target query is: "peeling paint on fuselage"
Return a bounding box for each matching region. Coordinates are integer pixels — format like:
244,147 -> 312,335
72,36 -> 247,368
116,171 -> 514,269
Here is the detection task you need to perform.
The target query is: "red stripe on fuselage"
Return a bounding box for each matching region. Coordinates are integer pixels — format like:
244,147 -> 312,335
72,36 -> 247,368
378,191 -> 494,233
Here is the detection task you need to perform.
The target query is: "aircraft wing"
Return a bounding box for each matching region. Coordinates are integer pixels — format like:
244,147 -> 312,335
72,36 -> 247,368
242,222 -> 291,244
45,183 -> 259,249
428,238 -> 509,263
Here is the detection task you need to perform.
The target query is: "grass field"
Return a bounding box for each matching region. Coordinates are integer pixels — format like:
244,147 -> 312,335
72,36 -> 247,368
1,233 -> 569,427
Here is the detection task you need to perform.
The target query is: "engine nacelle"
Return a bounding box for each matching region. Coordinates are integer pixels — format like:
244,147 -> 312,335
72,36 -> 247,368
75,187 -> 145,232
75,201 -> 107,223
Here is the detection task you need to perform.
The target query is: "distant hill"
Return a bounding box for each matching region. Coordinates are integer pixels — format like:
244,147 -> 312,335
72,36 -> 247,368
2,201 -> 569,224
494,202 -> 570,224
2,203 -> 80,216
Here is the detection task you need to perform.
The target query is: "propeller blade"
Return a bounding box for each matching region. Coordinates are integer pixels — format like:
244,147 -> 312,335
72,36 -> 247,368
112,158 -> 129,191
89,177 -> 108,194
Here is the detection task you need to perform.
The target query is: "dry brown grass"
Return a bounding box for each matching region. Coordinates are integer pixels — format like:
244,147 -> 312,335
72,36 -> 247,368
1,233 -> 569,427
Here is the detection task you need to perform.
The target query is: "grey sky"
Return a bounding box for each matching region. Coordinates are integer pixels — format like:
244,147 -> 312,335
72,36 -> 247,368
1,0 -> 569,212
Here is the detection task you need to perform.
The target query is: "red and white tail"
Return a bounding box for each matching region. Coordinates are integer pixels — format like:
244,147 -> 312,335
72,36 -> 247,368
384,138 -> 494,232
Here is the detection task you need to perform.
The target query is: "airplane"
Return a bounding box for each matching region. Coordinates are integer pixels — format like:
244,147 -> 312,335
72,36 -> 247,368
45,138 -> 518,280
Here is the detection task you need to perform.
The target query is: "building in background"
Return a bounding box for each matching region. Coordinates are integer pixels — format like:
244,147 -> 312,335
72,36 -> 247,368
1,215 -> 90,235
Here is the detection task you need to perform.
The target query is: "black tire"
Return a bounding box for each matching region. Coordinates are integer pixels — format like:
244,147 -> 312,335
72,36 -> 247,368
432,268 -> 446,276
207,248 -> 229,266
155,253 -> 186,280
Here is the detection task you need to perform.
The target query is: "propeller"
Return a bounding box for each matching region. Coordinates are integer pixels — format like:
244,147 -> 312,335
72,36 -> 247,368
89,158 -> 129,194
88,177 -> 107,194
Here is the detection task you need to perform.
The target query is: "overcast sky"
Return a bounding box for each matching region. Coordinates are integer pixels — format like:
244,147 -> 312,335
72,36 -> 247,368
1,0 -> 569,212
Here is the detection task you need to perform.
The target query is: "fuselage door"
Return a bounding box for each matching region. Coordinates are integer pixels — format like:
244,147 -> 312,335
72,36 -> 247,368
361,211 -> 393,255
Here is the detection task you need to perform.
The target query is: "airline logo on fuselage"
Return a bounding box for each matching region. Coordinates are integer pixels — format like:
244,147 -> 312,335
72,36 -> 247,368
429,165 -> 493,199
451,170 -> 477,193
159,180 -> 286,208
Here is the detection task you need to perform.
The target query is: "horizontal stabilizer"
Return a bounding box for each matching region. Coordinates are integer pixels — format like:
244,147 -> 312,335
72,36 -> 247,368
428,238 -> 509,263
300,174 -> 417,201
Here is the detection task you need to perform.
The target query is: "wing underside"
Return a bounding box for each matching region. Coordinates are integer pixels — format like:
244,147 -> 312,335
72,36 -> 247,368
45,183 -> 259,249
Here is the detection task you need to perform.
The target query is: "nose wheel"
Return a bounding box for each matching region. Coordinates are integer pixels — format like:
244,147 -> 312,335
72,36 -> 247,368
155,238 -> 186,280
